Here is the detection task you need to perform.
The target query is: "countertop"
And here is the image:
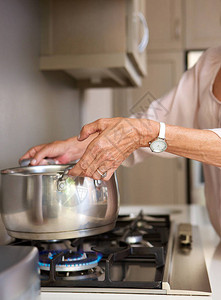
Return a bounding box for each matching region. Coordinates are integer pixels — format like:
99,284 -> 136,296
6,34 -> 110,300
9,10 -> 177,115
40,204 -> 221,300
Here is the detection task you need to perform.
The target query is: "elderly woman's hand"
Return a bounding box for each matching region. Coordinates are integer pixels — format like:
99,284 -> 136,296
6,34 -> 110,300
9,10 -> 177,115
69,117 -> 158,180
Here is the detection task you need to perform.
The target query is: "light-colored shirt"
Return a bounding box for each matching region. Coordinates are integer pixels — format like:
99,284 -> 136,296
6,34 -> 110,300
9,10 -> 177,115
123,46 -> 221,237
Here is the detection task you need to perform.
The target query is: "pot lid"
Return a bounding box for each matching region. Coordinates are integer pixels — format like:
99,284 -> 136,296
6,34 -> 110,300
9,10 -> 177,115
1,164 -> 73,176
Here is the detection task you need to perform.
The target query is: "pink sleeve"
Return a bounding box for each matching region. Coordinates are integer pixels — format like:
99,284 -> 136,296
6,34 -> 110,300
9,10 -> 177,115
123,53 -> 202,167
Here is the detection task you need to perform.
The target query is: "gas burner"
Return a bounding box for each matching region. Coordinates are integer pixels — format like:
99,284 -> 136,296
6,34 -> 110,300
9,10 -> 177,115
41,266 -> 104,281
117,214 -> 136,222
125,231 -> 154,248
39,250 -> 102,272
125,231 -> 143,244
39,239 -> 75,251
137,220 -> 153,230
92,240 -> 130,257
56,266 -> 104,281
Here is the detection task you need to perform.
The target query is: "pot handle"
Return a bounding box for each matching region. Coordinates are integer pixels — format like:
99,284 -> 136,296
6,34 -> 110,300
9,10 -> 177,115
19,158 -> 57,167
94,179 -> 103,188
57,165 -> 75,191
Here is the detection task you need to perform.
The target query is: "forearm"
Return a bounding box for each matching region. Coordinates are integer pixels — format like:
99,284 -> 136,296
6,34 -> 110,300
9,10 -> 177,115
68,117 -> 221,180
153,122 -> 221,167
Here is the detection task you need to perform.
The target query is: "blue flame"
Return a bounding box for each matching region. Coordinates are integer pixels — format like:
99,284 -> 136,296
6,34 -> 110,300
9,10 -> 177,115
39,251 -> 102,269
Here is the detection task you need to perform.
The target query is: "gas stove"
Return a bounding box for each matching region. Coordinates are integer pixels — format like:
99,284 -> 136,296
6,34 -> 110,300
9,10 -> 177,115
10,211 -> 211,296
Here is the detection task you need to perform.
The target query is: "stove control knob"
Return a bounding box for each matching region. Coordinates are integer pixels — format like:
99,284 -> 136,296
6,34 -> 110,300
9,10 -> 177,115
178,223 -> 192,247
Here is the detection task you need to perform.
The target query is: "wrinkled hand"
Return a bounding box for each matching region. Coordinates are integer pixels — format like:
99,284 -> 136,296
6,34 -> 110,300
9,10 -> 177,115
19,134 -> 97,166
69,117 -> 157,181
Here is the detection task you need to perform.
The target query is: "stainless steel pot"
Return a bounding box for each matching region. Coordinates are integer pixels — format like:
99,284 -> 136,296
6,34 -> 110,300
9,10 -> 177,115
0,214 -> 13,245
0,164 -> 119,240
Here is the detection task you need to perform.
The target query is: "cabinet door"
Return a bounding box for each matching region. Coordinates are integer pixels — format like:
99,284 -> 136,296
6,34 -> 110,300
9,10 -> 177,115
114,51 -> 187,205
185,0 -> 221,49
40,0 -> 143,88
145,0 -> 184,50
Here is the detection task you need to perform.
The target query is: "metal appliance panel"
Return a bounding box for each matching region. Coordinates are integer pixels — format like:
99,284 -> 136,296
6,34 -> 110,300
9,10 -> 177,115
164,225 -> 211,295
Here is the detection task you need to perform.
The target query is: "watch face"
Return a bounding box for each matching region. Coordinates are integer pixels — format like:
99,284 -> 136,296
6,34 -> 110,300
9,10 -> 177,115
150,139 -> 167,153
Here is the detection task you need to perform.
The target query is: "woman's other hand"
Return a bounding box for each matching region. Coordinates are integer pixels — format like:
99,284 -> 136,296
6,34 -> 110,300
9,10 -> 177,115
19,134 -> 98,166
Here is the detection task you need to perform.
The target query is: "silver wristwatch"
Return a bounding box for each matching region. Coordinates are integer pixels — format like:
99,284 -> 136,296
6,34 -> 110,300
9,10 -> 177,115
149,122 -> 167,153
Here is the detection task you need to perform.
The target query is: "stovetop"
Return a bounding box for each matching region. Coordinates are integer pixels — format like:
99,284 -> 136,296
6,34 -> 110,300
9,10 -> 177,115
10,211 -> 211,295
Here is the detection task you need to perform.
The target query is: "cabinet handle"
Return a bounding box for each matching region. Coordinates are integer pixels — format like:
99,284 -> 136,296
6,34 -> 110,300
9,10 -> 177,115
137,12 -> 149,53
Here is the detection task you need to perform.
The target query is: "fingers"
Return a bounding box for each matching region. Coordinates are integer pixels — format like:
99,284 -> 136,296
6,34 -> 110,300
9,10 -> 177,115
19,144 -> 46,164
92,166 -> 114,181
20,141 -> 66,166
68,138 -> 123,181
19,135 -> 90,167
30,141 -> 69,165
30,144 -> 56,165
68,163 -> 116,181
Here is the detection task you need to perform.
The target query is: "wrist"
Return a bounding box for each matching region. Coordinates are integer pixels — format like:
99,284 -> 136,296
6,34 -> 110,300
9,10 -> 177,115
138,119 -> 160,147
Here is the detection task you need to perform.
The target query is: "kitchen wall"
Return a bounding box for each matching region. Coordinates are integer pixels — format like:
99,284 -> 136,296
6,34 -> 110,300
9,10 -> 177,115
81,88 -> 113,126
0,0 -> 81,170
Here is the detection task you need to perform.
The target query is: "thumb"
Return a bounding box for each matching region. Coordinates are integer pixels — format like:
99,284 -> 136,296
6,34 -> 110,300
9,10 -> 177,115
78,119 -> 107,141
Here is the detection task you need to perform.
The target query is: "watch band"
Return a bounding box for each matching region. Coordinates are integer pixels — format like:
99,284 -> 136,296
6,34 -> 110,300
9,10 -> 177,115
158,122 -> 166,139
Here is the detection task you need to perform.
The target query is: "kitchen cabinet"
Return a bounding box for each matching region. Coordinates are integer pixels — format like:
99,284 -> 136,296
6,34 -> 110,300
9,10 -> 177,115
145,0 -> 184,50
185,0 -> 221,49
114,51 -> 187,205
40,0 -> 148,88
145,0 -> 221,51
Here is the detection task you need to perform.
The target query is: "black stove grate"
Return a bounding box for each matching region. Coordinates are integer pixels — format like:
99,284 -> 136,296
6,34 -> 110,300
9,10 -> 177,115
10,211 -> 170,290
